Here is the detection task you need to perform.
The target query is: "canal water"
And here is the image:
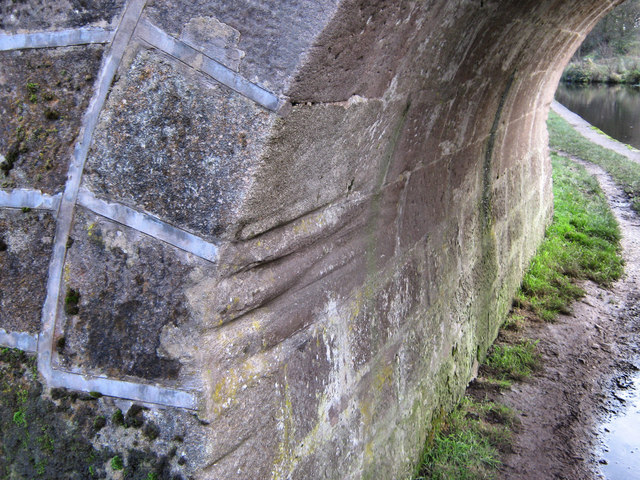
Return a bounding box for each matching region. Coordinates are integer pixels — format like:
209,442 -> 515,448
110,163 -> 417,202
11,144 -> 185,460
599,370 -> 640,480
555,83 -> 640,150
555,82 -> 640,480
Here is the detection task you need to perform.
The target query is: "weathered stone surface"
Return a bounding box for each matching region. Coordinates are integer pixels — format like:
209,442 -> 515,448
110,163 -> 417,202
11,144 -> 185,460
83,48 -> 274,241
399,160 -> 451,250
0,46 -> 104,193
0,1 -> 626,479
143,0 -> 339,91
0,0 -> 125,33
287,0 -> 419,102
178,16 -> 245,71
56,207 -> 214,387
233,98 -> 406,240
0,207 -> 54,334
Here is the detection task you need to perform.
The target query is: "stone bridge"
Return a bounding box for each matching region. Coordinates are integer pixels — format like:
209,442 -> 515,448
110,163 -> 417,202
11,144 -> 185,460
0,0 -> 621,478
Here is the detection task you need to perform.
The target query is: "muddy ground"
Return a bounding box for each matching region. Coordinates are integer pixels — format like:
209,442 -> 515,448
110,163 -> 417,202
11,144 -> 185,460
468,155 -> 640,480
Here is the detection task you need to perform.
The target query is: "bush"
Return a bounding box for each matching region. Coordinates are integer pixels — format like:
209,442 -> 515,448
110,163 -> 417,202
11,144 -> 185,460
623,69 -> 640,85
562,62 -> 593,83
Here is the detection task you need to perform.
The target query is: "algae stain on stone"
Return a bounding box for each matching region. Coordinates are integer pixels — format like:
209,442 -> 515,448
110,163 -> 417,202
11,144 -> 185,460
271,364 -> 297,480
473,72 -> 517,359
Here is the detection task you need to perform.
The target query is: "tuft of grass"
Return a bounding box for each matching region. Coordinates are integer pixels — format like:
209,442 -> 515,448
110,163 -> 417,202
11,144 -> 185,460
484,341 -> 540,381
64,288 -> 80,316
12,410 -> 27,428
515,153 -> 623,321
502,313 -> 525,332
111,409 -> 124,426
93,415 -> 106,431
413,397 -> 515,480
548,111 -> 640,215
110,455 -> 123,471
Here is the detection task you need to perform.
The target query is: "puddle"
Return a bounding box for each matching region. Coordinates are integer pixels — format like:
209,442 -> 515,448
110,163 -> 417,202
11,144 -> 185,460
599,371 -> 640,479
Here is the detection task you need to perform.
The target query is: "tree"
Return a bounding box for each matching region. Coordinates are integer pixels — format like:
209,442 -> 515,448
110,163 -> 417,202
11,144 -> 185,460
577,0 -> 640,58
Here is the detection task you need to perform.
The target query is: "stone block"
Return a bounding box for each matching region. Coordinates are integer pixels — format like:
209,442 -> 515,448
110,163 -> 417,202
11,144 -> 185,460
0,0 -> 125,33
0,46 -> 104,193
143,0 -> 338,92
369,177 -> 405,271
349,256 -> 423,370
56,207 -> 215,387
399,160 -> 450,251
234,98 -> 402,240
83,48 -> 274,242
385,96 -> 448,182
491,177 -> 508,222
286,0 -> 419,102
447,142 -> 483,195
0,207 -> 55,334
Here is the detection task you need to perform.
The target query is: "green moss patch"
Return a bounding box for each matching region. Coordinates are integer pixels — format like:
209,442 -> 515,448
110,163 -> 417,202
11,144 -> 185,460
0,348 -> 188,480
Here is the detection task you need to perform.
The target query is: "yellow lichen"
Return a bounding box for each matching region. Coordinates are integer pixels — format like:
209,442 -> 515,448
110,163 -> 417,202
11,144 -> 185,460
271,366 -> 296,480
373,364 -> 393,391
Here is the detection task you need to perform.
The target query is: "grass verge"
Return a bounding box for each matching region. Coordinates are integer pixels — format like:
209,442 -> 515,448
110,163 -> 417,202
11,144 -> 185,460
515,153 -> 623,321
548,110 -> 640,213
413,398 -> 517,480
483,341 -> 540,382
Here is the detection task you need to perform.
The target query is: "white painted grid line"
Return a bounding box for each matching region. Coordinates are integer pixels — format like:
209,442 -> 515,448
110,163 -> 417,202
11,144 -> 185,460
0,189 -> 62,210
0,329 -> 38,352
34,0 -> 197,410
49,369 -> 197,409
0,28 -> 114,51
77,189 -> 219,263
136,18 -> 282,112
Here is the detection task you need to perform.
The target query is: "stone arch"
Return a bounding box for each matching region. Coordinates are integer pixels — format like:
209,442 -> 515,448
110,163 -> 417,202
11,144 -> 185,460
214,1 -> 621,478
0,1 -> 623,478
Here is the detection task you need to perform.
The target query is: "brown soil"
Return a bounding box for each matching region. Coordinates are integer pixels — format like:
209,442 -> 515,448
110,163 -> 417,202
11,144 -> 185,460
470,155 -> 640,480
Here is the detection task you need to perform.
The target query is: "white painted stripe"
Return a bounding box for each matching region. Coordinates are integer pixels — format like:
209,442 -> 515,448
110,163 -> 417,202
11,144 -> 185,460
77,189 -> 219,262
48,368 -> 197,409
38,0 -> 149,396
0,329 -> 38,352
136,18 -> 282,112
0,28 -> 114,51
0,189 -> 61,210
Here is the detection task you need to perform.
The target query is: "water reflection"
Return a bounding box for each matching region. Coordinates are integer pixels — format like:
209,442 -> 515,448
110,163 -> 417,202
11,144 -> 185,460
599,371 -> 640,479
555,83 -> 640,149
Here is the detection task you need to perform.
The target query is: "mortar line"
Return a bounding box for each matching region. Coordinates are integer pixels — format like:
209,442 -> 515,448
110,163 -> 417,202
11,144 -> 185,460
0,329 -> 38,352
38,0 -> 148,391
77,188 -> 218,262
135,18 -> 282,112
0,28 -> 114,51
48,369 -> 197,409
0,189 -> 62,210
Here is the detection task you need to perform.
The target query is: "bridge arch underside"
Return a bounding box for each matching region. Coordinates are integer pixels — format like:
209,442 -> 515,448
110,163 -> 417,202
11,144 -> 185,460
0,0 -> 620,478
217,1 -> 618,478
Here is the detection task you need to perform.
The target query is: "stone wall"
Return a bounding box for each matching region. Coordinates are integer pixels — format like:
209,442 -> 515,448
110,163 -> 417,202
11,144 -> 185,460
0,0 -> 621,478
